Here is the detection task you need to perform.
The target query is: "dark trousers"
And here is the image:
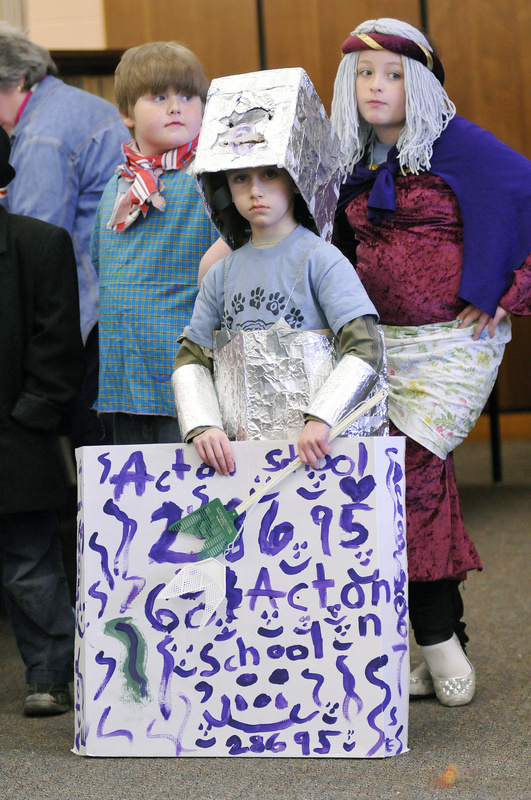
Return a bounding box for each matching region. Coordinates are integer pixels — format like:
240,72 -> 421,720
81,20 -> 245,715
113,412 -> 182,445
0,510 -> 74,684
409,579 -> 468,649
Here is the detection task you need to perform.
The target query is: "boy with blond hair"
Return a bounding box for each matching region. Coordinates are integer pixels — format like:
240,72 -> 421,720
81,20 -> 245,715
91,41 -> 218,444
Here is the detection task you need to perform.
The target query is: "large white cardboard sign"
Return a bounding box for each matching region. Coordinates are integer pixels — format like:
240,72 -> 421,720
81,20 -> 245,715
74,437 -> 408,758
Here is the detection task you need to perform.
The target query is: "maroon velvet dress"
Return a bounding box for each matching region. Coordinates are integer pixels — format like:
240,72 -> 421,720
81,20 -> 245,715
338,173 -> 531,582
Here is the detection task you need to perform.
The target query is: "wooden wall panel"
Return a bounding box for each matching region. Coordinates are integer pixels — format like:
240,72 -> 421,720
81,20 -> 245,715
495,317 -> 531,411
261,0 -> 420,113
103,0 -> 420,112
428,0 -> 531,158
62,74 -> 117,105
103,0 -> 260,80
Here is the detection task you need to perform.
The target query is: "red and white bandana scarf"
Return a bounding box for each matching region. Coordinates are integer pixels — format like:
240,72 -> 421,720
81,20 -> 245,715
106,136 -> 199,232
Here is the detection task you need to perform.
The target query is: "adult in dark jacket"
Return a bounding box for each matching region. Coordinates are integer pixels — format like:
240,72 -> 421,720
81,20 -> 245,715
0,126 -> 85,716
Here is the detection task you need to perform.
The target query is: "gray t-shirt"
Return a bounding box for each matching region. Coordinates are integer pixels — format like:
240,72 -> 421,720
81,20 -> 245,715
183,226 -> 378,349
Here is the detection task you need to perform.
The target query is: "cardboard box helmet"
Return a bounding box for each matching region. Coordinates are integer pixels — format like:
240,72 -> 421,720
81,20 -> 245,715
193,68 -> 344,249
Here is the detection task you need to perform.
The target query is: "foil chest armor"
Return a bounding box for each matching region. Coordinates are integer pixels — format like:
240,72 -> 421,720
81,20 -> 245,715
214,320 -> 388,441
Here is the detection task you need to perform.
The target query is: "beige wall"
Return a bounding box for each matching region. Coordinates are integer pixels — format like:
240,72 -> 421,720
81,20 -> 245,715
26,0 -> 106,50
0,0 -> 26,28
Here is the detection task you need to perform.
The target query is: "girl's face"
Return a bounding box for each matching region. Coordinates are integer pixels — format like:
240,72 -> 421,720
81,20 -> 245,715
355,49 -> 406,145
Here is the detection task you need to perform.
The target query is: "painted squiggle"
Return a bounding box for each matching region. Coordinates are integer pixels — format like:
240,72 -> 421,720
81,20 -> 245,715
156,635 -> 175,720
120,575 -> 146,614
203,693 -> 231,727
88,532 -> 113,589
289,703 -> 319,725
74,646 -> 86,751
385,446 -> 408,641
358,441 -> 368,477
104,618 -> 150,702
97,706 -> 133,742
146,693 -> 195,756
194,681 -> 213,703
394,724 -> 405,755
336,655 -> 363,720
392,642 -> 408,698
103,499 -> 137,577
365,655 -> 391,757
279,557 -> 311,575
229,716 -> 293,733
94,651 -> 116,701
88,581 -> 108,619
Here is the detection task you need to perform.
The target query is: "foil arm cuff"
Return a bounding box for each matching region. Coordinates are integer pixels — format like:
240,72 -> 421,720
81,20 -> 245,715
171,365 -> 224,441
305,355 -> 379,428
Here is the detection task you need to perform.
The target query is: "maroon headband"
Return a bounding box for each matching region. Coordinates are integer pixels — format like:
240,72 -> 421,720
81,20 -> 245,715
342,32 -> 445,85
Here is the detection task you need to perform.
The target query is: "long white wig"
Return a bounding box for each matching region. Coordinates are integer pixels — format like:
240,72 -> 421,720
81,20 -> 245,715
331,18 -> 456,175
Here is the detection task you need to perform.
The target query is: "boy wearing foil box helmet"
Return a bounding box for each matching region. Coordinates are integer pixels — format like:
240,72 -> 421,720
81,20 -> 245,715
172,68 -> 387,475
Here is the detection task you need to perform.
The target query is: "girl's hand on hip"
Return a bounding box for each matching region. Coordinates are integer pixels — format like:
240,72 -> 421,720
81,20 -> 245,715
456,303 -> 508,340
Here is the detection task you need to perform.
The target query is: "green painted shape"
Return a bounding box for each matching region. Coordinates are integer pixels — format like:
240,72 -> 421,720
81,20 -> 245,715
104,616 -> 150,704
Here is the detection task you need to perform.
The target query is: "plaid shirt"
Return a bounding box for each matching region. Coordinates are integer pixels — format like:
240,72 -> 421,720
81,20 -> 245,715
92,165 -> 218,415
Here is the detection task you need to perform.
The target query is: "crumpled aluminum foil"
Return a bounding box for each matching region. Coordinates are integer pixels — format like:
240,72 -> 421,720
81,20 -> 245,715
171,363 -> 223,440
194,68 -> 344,243
342,324 -> 389,438
213,323 -> 388,441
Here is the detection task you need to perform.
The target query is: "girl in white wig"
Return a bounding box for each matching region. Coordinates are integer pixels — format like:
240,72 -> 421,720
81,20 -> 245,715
331,17 -> 531,707
331,17 -> 455,175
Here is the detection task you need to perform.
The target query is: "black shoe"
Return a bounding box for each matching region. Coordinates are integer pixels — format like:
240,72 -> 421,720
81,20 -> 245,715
24,683 -> 71,717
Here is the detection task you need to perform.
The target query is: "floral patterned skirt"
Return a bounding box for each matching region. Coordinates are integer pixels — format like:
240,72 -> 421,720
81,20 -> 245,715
384,317 -> 511,457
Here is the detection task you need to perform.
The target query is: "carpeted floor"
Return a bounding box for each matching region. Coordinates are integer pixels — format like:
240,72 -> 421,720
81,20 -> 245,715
0,438 -> 529,800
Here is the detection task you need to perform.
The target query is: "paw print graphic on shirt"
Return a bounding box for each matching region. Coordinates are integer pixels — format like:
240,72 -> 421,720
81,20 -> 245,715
285,306 -> 304,329
250,287 -> 265,309
222,309 -> 234,328
231,293 -> 245,314
266,292 -> 286,316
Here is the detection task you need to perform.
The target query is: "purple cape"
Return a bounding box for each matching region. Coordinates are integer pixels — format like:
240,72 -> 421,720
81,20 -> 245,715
337,115 -> 531,317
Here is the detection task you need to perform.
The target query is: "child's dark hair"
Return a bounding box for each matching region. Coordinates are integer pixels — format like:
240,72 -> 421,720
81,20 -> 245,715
114,41 -> 209,117
201,171 -> 318,250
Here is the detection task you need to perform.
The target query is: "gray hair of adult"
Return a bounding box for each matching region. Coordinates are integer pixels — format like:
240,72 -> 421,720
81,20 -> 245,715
330,17 -> 456,175
0,21 -> 57,92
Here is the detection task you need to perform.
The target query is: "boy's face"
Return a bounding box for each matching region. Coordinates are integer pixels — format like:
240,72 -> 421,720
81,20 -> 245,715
123,88 -> 203,155
226,166 -> 298,240
355,49 -> 406,145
